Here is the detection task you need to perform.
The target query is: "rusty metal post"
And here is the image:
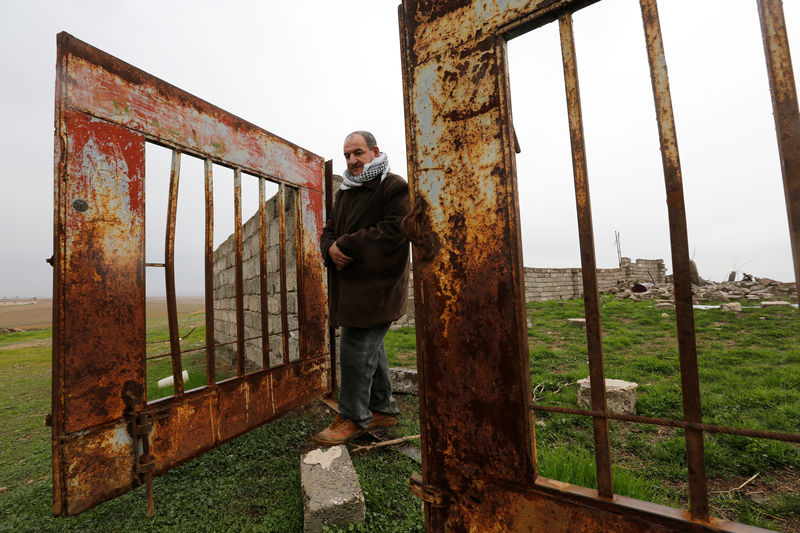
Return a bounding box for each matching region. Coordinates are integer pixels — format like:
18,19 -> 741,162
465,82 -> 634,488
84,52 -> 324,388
294,186 -> 305,361
165,149 -> 184,394
324,160 -> 338,396
204,158 -> 216,385
558,12 -> 613,499
258,178 -> 271,369
640,0 -> 709,521
234,169 -> 245,376
757,0 -> 800,298
278,183 -> 290,365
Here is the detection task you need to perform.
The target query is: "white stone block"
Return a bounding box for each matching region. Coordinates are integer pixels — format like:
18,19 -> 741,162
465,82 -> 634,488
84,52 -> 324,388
577,378 -> 638,415
301,446 -> 365,533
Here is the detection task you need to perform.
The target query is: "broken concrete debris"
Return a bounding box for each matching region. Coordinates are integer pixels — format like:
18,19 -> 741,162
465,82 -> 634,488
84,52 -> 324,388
607,276 -> 796,305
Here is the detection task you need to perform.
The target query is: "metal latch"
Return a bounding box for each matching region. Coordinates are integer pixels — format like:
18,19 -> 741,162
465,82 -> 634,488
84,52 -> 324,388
123,385 -> 156,518
409,472 -> 447,507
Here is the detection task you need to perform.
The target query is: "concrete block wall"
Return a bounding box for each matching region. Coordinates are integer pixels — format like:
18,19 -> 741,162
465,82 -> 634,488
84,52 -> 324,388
213,190 -> 299,370
523,258 -> 666,303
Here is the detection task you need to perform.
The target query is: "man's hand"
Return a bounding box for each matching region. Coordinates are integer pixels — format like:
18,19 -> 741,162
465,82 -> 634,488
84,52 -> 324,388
328,242 -> 354,271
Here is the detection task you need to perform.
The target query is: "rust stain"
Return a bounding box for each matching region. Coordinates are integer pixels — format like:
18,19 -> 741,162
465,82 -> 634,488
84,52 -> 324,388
60,109 -> 145,434
400,0 -> 790,531
52,33 -> 330,516
58,32 -> 324,193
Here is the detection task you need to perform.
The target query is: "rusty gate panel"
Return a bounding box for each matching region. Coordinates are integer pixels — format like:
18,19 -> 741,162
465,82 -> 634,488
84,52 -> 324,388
57,108 -> 146,435
399,0 -> 795,531
52,32 -> 329,516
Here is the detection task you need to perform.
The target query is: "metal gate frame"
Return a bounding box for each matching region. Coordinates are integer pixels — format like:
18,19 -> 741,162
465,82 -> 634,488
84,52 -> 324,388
398,1 -> 799,531
52,32 -> 330,516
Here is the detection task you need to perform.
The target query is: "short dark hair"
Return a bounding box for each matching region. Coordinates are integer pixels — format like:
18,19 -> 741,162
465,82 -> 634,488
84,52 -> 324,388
347,131 -> 378,149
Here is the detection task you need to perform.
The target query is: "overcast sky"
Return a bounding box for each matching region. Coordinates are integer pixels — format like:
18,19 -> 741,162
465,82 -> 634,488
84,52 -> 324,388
1,1 -> 798,298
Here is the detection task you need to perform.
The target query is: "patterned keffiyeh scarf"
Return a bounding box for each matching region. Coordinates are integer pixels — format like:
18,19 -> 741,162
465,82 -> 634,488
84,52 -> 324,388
341,152 -> 390,190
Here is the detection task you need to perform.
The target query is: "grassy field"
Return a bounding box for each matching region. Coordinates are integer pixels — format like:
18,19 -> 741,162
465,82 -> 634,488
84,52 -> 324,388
1,298 -> 798,531
525,298 -> 800,530
0,319 -> 423,533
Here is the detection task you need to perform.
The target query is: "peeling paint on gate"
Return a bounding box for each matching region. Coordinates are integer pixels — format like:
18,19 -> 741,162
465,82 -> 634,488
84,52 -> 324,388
399,0 -> 795,531
52,32 -> 330,516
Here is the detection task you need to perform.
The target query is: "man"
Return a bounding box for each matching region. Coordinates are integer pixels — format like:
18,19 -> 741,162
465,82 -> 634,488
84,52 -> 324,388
313,131 -> 410,445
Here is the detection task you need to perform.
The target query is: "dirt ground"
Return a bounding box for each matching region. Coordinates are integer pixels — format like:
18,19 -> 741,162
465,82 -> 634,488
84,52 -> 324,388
0,297 -> 206,330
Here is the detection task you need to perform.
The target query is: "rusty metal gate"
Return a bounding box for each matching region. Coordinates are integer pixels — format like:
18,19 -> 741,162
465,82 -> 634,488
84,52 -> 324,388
399,0 -> 799,531
52,32 -> 330,516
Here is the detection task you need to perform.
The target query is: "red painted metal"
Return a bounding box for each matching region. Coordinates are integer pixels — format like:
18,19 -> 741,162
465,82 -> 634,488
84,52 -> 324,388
52,32 -> 329,516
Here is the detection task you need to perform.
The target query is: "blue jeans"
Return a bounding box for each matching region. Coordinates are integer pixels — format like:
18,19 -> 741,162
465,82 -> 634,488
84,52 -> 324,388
338,323 -> 400,429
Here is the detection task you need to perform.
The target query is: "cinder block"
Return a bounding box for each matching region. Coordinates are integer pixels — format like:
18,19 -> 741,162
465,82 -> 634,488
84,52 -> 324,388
390,367 -> 418,394
301,446 -> 365,533
578,378 -> 638,415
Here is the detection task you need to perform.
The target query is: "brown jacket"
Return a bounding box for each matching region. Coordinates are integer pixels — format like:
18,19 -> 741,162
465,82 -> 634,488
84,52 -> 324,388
321,172 -> 410,328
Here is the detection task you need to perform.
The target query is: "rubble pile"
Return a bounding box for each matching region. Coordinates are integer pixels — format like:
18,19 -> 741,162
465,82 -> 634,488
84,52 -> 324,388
603,276 -> 797,304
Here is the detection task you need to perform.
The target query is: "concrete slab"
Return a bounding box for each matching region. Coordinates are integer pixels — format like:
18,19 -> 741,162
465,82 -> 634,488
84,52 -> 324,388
301,446 -> 365,533
390,367 -> 418,394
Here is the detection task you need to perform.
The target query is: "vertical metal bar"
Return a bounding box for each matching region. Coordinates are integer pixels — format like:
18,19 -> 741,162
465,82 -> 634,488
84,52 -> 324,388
757,0 -> 800,297
204,159 -> 216,385
258,178 -> 270,369
234,169 -> 245,376
640,0 -> 709,521
558,12 -> 613,499
324,160 -> 337,396
165,150 -> 184,394
278,183 -> 290,365
52,39 -> 69,514
295,186 -> 305,360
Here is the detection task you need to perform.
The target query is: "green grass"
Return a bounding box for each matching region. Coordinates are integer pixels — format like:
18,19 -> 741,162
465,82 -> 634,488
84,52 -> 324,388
384,327 -> 416,368
3,298 -> 798,531
527,297 -> 800,529
0,323 -> 423,532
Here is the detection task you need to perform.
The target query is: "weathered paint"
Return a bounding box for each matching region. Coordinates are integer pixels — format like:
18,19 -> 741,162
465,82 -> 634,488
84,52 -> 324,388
59,109 -> 146,435
298,187 -> 328,361
52,356 -> 327,515
53,33 -> 329,516
399,0 -> 791,531
58,33 -> 323,192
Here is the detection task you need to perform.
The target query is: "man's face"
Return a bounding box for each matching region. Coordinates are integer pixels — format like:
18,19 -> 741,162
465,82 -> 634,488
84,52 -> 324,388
343,134 -> 380,176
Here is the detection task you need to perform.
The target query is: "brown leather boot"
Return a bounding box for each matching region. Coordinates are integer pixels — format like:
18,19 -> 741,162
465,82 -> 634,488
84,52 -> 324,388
312,415 -> 366,445
368,412 -> 399,429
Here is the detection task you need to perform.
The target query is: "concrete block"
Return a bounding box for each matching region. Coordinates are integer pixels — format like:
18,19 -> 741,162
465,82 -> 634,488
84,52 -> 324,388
301,446 -> 365,533
578,378 -> 638,415
390,367 -> 418,394
654,302 -> 674,310
762,301 -> 792,307
566,318 -> 586,328
721,302 -> 743,312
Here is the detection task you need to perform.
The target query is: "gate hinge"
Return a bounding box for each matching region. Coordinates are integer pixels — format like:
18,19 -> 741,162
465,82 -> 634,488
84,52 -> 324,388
409,472 -> 447,507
